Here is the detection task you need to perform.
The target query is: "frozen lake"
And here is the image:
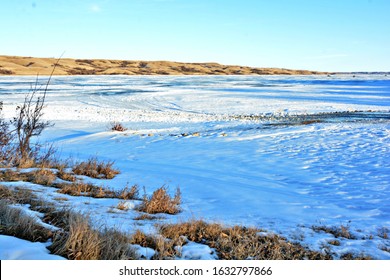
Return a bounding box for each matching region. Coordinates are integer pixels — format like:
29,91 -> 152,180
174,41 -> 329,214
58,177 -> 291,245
1,74 -> 389,259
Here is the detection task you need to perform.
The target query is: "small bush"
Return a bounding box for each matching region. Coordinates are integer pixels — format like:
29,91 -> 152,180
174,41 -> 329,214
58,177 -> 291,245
137,186 -> 181,215
110,122 -> 127,132
72,157 -> 120,179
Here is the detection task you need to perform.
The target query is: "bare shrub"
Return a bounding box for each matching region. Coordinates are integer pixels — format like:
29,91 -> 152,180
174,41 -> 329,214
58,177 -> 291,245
137,186 -> 181,215
0,102 -> 14,166
11,70 -> 57,166
110,122 -> 127,132
72,157 -> 120,179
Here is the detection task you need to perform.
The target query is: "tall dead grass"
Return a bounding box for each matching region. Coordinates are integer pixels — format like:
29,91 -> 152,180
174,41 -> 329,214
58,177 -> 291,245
159,220 -> 332,260
49,210 -> 136,260
0,200 -> 52,242
137,186 -> 181,215
72,157 -> 120,179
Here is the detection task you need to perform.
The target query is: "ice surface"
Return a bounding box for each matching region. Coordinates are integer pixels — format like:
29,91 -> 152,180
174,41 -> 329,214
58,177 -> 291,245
0,74 -> 389,259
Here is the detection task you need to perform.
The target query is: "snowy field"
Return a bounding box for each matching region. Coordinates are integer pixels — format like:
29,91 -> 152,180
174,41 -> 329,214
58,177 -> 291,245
1,74 -> 390,259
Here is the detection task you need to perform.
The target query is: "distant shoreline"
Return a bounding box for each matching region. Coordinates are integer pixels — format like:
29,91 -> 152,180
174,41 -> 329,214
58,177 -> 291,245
0,55 -> 329,76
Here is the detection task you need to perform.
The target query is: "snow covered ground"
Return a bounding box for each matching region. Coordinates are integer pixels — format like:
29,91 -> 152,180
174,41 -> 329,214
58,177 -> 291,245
1,74 -> 389,259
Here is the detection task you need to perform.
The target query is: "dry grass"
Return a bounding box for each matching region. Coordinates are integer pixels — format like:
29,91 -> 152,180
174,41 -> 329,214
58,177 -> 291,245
116,201 -> 130,211
26,169 -> 57,186
110,122 -> 127,132
118,185 -> 139,200
312,224 -> 355,239
377,227 -> 389,239
340,253 -> 373,260
0,169 -> 27,182
328,240 -> 341,246
137,186 -> 181,215
129,230 -> 179,260
72,157 -> 120,179
55,182 -> 117,198
1,168 -> 56,186
0,55 -> 327,76
0,200 -> 53,242
158,220 -> 332,260
56,169 -> 77,182
49,210 -> 136,260
133,213 -> 161,221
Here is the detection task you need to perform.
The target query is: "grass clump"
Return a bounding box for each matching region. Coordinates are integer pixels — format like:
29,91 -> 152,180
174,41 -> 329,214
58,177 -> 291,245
56,169 -> 77,182
49,210 -> 135,260
72,157 -> 120,179
118,185 -> 139,200
26,169 -> 57,186
312,224 -> 355,239
158,220 -> 332,260
0,200 -> 53,242
110,122 -> 127,132
55,182 -> 116,198
137,186 -> 181,215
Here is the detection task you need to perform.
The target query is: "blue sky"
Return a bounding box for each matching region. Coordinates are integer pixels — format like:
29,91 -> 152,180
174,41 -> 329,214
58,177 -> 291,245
0,0 -> 389,71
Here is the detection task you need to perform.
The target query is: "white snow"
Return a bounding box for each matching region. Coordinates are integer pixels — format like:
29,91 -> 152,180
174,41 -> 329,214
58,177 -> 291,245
0,74 -> 389,259
0,235 -> 65,260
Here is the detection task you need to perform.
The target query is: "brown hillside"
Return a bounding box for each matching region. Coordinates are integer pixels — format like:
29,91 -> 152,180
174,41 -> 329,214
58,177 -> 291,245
0,55 -> 326,76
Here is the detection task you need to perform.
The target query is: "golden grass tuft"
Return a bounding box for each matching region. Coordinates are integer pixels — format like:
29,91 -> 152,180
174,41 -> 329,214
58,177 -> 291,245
49,210 -> 136,260
55,182 -> 116,198
0,200 -> 53,242
137,186 -> 181,215
159,220 -> 332,260
116,201 -> 130,211
118,184 -> 139,200
56,169 -> 77,182
26,169 -> 57,186
72,157 -> 120,179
